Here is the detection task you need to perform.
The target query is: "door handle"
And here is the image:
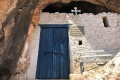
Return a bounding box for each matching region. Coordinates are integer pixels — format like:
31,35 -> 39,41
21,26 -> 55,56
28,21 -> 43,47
44,52 -> 52,55
53,52 -> 59,55
44,52 -> 59,55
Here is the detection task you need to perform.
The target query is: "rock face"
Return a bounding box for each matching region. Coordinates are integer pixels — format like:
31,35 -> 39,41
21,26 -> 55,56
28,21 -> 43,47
0,0 -> 40,79
0,0 -> 120,80
70,51 -> 120,80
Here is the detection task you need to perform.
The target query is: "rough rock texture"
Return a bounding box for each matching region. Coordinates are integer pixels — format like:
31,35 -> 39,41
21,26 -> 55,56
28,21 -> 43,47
0,0 -> 120,80
0,0 -> 40,80
70,51 -> 120,80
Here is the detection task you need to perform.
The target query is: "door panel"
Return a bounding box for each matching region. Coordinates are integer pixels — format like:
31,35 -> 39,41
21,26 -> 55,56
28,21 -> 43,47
53,27 -> 70,78
36,24 -> 70,79
36,27 -> 54,79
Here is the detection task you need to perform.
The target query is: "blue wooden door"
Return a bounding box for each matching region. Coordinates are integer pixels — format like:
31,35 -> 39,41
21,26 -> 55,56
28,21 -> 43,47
36,24 -> 70,79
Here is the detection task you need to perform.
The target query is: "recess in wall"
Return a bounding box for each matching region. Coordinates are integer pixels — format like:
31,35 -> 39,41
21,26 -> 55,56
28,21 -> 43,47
79,40 -> 82,45
102,16 -> 109,27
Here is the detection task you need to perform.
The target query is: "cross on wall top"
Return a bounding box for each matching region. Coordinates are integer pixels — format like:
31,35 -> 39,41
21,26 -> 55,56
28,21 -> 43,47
71,7 -> 81,15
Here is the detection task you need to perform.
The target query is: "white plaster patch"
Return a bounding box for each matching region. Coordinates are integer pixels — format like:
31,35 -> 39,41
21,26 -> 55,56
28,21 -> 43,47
23,42 -> 28,56
27,26 -> 40,80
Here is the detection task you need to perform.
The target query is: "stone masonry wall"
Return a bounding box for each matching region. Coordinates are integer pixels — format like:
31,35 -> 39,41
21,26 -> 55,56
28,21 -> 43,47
40,12 -> 120,52
39,12 -> 120,74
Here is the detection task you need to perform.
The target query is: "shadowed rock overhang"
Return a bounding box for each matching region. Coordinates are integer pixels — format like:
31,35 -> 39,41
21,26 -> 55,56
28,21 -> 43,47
40,0 -> 120,14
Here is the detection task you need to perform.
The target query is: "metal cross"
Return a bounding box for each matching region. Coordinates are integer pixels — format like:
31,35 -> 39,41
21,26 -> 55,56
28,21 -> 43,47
71,7 -> 81,15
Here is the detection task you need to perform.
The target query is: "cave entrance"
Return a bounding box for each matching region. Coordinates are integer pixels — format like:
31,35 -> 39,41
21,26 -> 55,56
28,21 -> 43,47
42,1 -> 111,14
35,1 -> 111,79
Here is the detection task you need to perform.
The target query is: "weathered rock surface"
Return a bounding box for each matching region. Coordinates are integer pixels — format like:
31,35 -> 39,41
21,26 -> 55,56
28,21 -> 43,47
0,0 -> 120,80
70,51 -> 120,80
0,0 -> 40,80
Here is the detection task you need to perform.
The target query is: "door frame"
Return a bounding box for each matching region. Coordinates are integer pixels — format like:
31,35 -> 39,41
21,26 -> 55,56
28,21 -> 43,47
36,24 -> 73,79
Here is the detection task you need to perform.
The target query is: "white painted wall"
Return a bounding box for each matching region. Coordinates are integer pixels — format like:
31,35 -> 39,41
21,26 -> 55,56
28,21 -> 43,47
40,12 -> 120,52
27,12 -> 120,78
40,12 -> 120,73
27,26 -> 40,80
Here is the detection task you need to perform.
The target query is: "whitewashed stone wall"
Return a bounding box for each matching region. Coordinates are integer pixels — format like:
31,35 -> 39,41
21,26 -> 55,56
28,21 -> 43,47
28,12 -> 120,78
27,27 -> 40,80
40,12 -> 120,73
40,12 -> 120,52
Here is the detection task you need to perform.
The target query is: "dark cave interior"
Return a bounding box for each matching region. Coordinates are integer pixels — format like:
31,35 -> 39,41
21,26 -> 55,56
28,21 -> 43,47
42,1 -> 111,14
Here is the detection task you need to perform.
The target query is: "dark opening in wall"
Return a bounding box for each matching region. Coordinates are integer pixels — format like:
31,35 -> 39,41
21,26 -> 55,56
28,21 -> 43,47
102,17 -> 109,27
42,1 -> 111,14
79,40 -> 82,45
